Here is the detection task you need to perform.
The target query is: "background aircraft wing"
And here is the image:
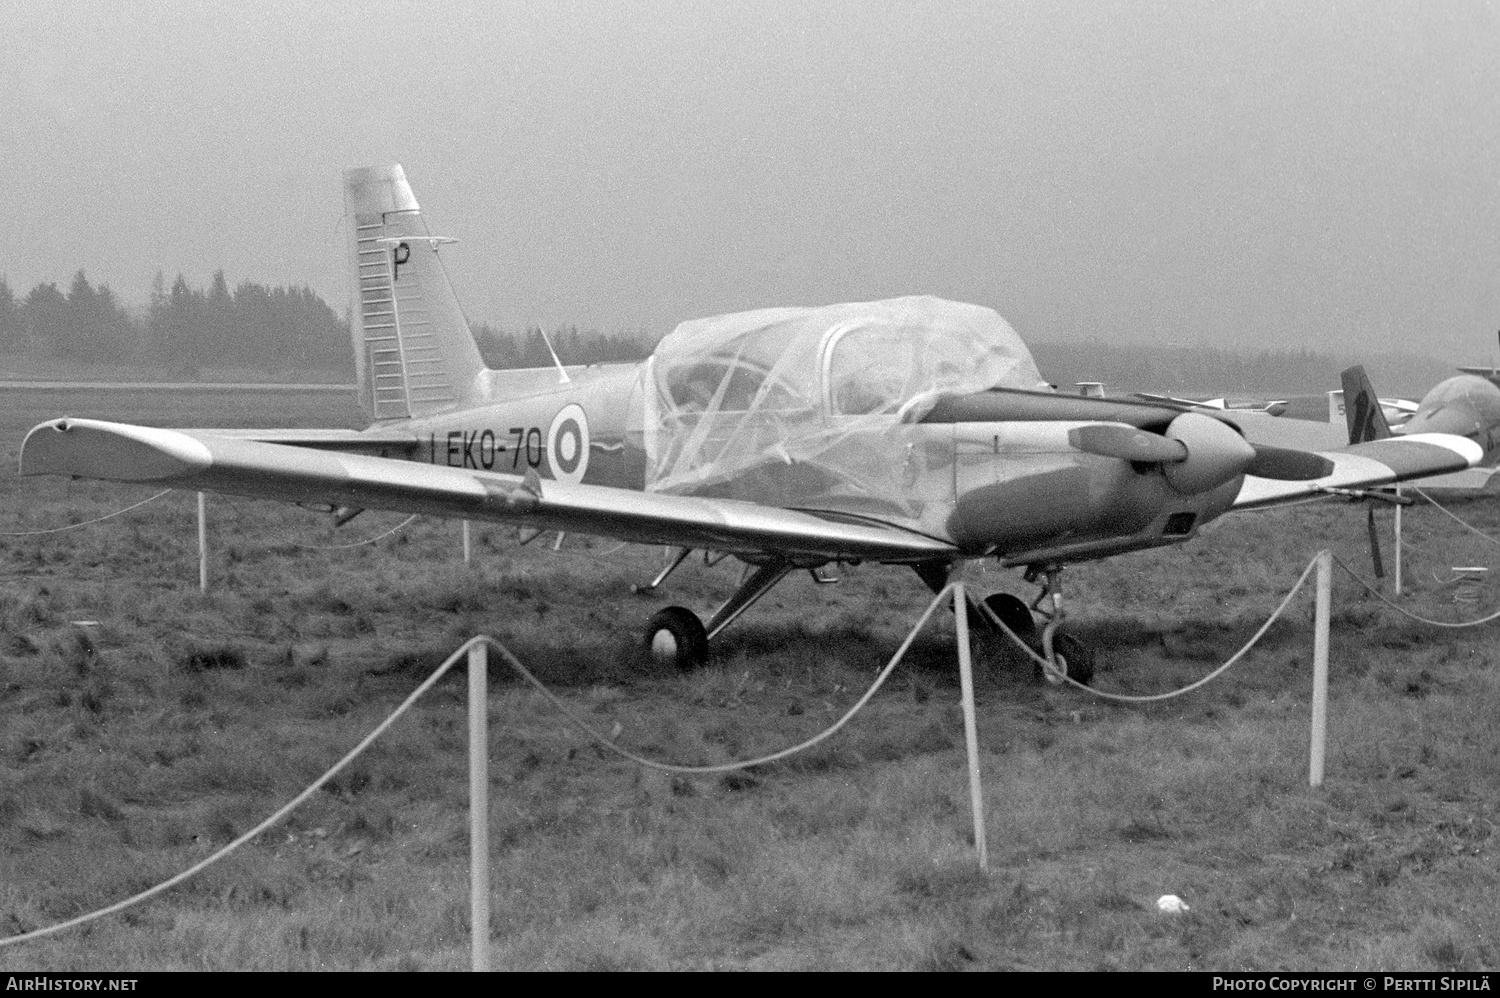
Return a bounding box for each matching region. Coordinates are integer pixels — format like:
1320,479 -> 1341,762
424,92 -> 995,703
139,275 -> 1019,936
20,419 -> 955,563
1232,433 -> 1482,510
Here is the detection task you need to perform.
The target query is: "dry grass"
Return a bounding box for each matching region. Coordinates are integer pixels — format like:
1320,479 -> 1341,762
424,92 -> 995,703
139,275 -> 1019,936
0,391 -> 1498,970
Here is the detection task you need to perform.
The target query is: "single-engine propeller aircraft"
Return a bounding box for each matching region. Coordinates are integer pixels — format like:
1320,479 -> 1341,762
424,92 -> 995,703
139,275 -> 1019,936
19,165 -> 1485,683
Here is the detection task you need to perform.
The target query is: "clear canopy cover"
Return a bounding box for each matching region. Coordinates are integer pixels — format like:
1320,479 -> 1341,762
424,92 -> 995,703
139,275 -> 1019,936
645,296 -> 1049,518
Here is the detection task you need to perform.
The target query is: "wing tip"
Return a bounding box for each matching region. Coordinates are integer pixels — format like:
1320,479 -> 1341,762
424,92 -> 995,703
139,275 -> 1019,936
1396,432 -> 1485,468
21,418 -> 212,481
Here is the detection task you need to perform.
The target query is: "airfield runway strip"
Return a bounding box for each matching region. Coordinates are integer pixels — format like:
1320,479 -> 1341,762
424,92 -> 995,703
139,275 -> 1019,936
0,381 -> 356,391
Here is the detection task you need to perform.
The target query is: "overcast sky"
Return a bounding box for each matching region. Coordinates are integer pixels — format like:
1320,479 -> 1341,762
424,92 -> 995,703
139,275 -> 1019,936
5,0 -> 1498,362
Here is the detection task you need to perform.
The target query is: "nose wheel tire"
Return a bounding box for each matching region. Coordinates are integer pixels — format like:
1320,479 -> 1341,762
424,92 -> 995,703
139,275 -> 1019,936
645,606 -> 709,671
1041,632 -> 1095,687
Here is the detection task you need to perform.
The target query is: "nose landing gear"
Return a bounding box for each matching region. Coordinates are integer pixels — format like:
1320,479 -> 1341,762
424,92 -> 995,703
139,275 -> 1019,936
1022,564 -> 1095,686
916,560 -> 1096,686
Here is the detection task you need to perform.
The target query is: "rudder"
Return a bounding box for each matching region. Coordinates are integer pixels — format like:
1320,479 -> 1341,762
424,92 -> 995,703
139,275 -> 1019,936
345,165 -> 487,422
1340,365 -> 1392,444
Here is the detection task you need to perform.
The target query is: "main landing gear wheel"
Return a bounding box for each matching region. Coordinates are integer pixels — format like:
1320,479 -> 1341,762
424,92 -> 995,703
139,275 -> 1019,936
1042,631 -> 1095,687
645,606 -> 708,671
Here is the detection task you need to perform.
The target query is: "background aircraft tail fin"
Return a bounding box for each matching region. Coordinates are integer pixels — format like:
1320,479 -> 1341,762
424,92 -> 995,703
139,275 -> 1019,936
344,165 -> 487,422
1340,365 -> 1393,444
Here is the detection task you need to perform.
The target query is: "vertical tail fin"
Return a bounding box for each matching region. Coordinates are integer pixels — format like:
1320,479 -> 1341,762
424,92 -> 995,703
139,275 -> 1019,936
344,165 -> 487,422
1340,365 -> 1392,444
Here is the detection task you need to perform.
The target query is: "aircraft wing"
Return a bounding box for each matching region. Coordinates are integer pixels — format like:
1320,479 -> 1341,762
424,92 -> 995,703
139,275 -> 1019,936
1232,433 -> 1483,510
1130,392 -> 1198,409
1456,367 -> 1500,386
19,419 -> 955,563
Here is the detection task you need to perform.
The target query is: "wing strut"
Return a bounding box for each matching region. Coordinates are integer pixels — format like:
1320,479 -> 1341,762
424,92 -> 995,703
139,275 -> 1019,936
705,560 -> 794,640
631,546 -> 693,594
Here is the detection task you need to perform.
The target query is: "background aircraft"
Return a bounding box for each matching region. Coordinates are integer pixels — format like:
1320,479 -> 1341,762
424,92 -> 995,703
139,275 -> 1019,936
18,166 -> 1483,682
1225,364 -> 1500,493
1325,389 -> 1418,430
1455,331 -> 1500,386
1132,392 -> 1290,417
1342,365 -> 1500,493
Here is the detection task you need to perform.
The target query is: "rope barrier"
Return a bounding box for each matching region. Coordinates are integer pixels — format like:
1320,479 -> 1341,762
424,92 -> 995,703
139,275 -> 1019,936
986,485 -> 1500,700
199,496 -> 419,552
1410,486 -> 1500,547
493,584 -> 956,775
0,490 -> 173,536
10,486 -> 1500,945
287,514 -> 420,550
1329,487 -> 1500,624
554,538 -> 629,559
0,585 -> 959,948
979,556 -> 1322,703
0,633 -> 474,948
1332,554 -> 1500,628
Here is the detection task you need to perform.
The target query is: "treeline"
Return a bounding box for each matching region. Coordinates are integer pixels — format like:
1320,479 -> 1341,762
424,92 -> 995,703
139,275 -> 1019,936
472,322 -> 649,370
0,271 -> 651,379
0,271 -> 1457,395
0,270 -> 351,378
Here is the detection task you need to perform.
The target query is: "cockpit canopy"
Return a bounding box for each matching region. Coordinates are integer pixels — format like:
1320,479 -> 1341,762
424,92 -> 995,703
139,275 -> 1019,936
645,296 -> 1049,512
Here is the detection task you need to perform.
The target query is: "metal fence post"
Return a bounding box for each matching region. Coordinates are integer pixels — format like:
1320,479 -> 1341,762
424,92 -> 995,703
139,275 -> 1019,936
1309,550 -> 1332,787
952,581 -> 989,870
1393,485 -> 1403,597
197,492 -> 209,593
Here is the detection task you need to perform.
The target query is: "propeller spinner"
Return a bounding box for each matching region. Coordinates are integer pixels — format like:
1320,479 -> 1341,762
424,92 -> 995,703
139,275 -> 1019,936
1068,412 -> 1333,494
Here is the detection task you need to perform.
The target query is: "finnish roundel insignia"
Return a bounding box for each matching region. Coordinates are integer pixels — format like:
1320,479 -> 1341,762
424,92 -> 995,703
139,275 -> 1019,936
547,403 -> 590,486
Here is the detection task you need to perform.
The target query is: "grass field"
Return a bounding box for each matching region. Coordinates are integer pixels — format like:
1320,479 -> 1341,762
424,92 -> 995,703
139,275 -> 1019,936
1,391 -> 1497,970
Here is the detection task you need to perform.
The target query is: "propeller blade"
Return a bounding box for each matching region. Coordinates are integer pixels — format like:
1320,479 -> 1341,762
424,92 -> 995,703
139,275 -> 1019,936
1070,416 -> 1326,491
1245,445 -> 1334,481
1067,424 -> 1187,464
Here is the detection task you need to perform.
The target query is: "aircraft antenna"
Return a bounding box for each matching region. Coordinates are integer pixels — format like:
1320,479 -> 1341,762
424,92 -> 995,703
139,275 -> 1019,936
538,326 -> 572,384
